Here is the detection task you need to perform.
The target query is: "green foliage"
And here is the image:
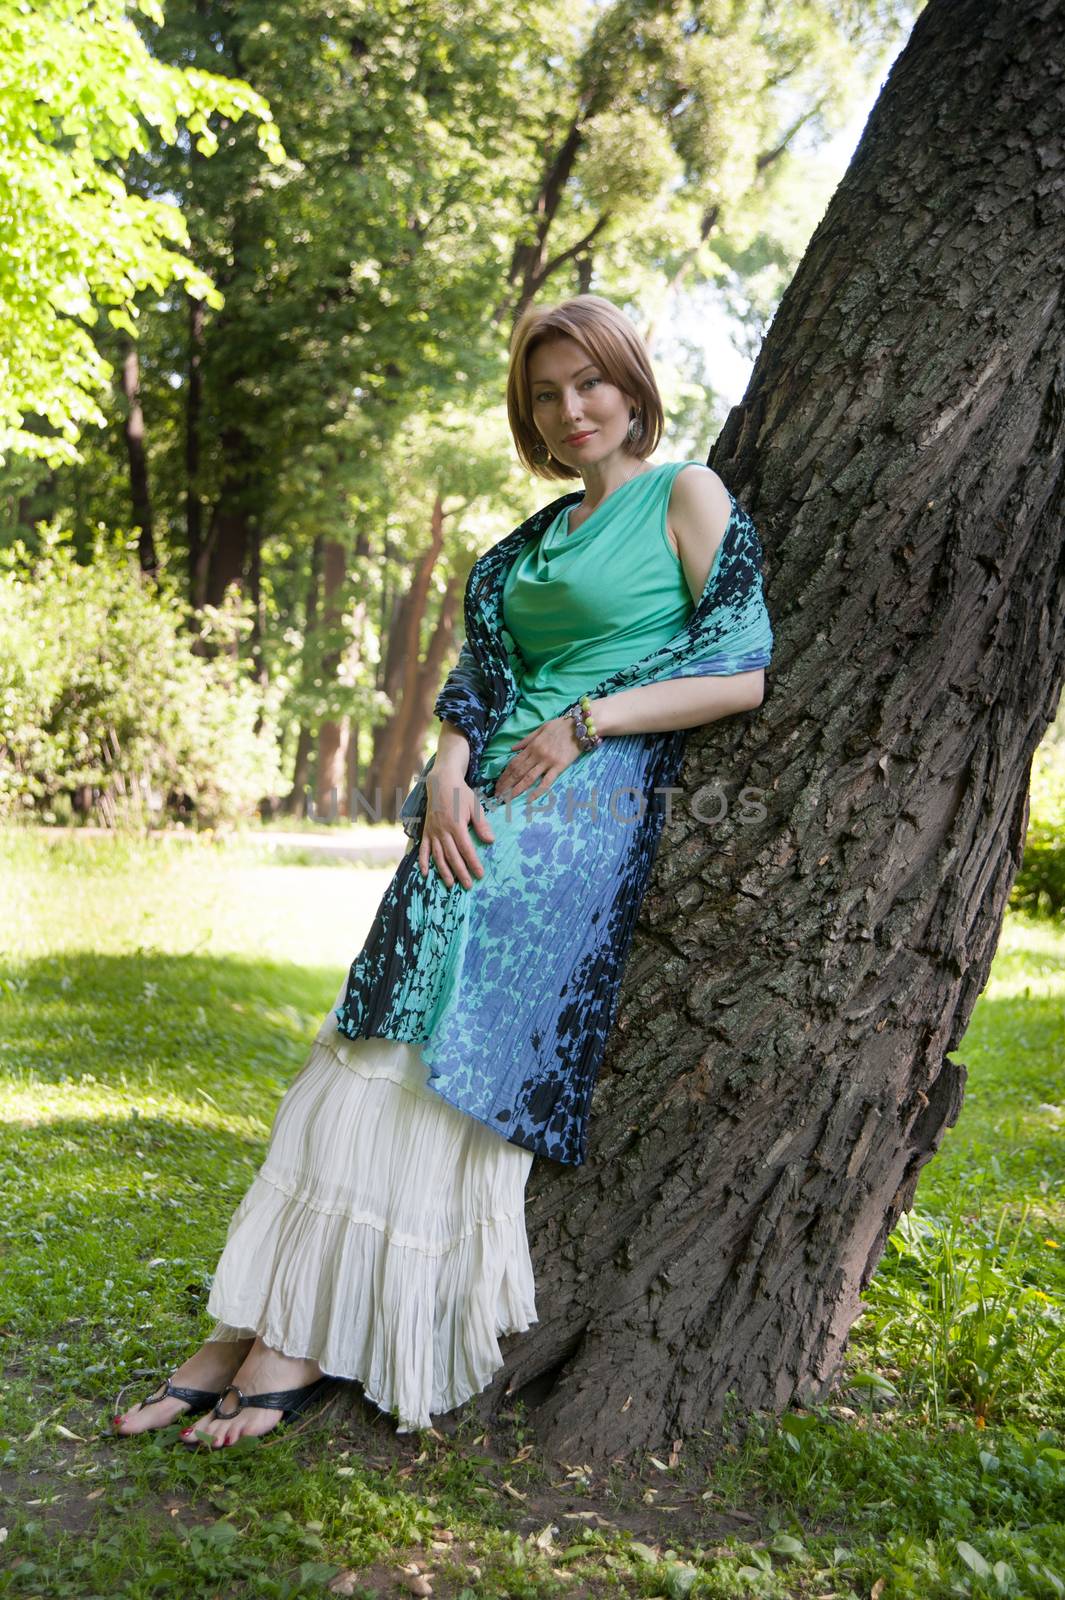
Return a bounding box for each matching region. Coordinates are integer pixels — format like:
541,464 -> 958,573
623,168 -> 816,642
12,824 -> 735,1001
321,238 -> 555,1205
0,0 -> 282,467
0,524 -> 284,825
864,1195 -> 1065,1427
1014,713 -> 1065,918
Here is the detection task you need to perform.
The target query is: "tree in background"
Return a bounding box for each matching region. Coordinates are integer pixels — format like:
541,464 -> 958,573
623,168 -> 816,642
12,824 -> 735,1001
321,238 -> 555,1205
0,0 -> 281,480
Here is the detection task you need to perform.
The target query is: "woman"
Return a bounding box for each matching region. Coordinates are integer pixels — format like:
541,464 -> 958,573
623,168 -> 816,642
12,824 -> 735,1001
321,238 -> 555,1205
113,293 -> 772,1446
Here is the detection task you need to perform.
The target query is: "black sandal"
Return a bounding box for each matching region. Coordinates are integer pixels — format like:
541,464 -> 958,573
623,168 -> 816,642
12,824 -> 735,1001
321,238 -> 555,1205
113,1371 -> 225,1431
180,1377 -> 334,1446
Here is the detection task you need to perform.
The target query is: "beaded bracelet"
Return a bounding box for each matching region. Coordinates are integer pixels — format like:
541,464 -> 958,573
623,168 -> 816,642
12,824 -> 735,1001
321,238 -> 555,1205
568,693 -> 603,753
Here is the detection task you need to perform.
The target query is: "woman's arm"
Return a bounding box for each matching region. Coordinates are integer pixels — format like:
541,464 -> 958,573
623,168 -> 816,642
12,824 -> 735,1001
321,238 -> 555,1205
434,718 -> 472,776
584,669 -> 764,738
586,464 -> 763,733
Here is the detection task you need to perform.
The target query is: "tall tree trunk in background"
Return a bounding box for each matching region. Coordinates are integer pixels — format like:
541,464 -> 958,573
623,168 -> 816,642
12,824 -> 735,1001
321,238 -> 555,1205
248,520 -> 269,757
366,492 -> 448,819
475,0 -> 1065,1463
119,340 -> 156,576
315,538 -> 350,820
186,294 -> 207,614
342,528 -> 371,818
391,569 -> 465,813
202,422 -> 255,613
283,534 -> 325,818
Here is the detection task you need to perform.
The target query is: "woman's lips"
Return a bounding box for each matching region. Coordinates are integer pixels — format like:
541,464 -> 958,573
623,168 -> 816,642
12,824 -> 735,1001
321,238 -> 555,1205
565,431 -> 595,445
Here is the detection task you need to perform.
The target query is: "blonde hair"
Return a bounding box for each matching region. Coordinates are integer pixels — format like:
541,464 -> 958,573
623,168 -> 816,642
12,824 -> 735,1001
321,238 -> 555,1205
506,293 -> 665,480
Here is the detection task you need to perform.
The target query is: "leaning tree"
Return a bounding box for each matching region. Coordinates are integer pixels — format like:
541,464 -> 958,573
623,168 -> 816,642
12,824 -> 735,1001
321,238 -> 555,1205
477,0 -> 1065,1461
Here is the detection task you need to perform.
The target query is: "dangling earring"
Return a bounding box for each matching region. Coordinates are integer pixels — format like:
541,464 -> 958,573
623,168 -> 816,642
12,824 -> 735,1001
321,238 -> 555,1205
532,440 -> 549,463
627,413 -> 642,443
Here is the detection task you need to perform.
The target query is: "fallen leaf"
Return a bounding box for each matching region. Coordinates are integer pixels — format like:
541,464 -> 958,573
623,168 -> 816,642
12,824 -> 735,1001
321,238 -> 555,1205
501,1480 -> 527,1501
22,1405 -> 63,1443
327,1572 -> 359,1596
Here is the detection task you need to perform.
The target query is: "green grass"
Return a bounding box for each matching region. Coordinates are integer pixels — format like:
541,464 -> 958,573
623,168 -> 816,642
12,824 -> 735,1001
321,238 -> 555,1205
0,828 -> 1062,1599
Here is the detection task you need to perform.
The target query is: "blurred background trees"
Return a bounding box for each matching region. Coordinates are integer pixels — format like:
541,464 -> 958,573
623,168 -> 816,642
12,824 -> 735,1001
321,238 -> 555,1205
7,0 -> 1057,900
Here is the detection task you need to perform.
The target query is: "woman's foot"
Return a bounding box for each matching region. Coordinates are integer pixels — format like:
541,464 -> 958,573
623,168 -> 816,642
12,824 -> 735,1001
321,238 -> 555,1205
180,1337 -> 324,1448
113,1337 -> 254,1434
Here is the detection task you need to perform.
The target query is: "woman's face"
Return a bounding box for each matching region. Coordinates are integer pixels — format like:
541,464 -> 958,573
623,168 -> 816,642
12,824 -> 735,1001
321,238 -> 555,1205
527,336 -> 637,471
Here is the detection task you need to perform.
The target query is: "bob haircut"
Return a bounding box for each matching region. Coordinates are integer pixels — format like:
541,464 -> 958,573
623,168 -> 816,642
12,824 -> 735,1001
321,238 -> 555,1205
506,293 -> 665,481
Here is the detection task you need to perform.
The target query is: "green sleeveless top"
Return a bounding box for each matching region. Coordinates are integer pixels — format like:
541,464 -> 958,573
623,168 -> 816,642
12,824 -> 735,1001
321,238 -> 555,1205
477,458 -> 706,782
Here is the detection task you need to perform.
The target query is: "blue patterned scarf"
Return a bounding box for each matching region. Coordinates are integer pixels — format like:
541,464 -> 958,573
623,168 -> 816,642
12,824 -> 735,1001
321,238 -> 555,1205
336,484 -> 773,1165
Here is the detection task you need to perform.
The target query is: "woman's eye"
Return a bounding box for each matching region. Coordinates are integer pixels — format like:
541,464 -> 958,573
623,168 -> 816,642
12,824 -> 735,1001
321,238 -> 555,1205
533,377 -> 600,401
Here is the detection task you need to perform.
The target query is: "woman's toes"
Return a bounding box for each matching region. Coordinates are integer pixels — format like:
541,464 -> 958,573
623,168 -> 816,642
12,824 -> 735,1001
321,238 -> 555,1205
114,1396 -> 188,1434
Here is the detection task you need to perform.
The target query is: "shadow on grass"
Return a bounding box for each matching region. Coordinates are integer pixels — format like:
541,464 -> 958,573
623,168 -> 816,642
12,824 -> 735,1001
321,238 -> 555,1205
0,948 -> 352,1115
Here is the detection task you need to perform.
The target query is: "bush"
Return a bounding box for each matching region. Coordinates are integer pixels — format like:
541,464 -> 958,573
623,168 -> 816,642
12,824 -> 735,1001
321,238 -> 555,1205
0,523 -> 284,828
1011,702 -> 1065,919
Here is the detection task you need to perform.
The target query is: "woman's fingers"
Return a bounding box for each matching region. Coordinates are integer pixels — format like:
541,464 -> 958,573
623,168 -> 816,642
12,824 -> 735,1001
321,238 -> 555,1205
470,802 -> 495,844
524,766 -> 558,802
428,835 -> 454,888
423,814 -> 490,891
440,829 -> 477,890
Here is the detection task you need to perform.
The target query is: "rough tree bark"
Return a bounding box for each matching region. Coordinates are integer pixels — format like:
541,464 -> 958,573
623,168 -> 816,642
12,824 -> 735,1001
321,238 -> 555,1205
474,0 -> 1065,1462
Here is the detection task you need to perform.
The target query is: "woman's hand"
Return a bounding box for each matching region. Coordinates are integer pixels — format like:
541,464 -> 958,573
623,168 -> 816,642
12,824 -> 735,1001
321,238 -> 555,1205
495,713 -> 583,803
418,762 -> 495,890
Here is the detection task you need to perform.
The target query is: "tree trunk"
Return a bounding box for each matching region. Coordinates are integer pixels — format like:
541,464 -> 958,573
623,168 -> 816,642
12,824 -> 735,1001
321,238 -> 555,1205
315,538 -> 350,820
473,0 -> 1065,1463
283,534 -> 325,818
186,294 -> 207,612
316,716 -> 349,822
392,569 -> 464,811
249,520 -> 269,707
119,340 -> 156,576
366,492 -> 448,818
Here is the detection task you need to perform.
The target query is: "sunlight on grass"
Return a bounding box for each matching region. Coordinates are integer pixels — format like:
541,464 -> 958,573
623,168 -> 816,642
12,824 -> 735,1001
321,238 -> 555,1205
1,829 -> 1063,1600
0,831 -> 394,968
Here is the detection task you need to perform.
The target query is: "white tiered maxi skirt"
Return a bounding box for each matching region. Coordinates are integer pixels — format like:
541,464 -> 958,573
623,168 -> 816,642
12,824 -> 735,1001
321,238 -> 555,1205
204,997 -> 539,1434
